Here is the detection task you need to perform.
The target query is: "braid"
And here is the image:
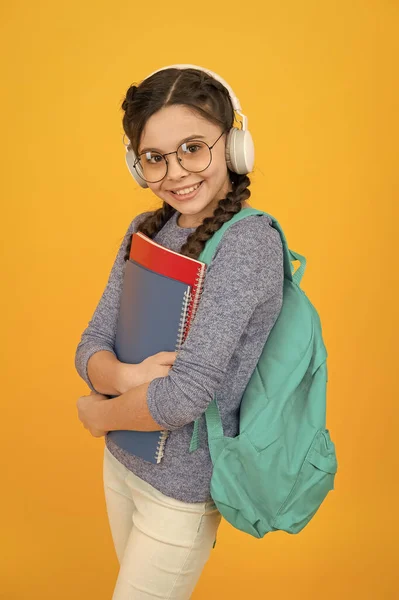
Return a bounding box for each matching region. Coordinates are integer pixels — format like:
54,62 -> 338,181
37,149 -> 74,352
179,172 -> 251,260
121,85 -> 138,113
123,202 -> 176,261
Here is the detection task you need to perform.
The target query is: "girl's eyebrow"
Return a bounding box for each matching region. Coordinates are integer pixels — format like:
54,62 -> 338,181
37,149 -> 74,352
139,134 -> 206,154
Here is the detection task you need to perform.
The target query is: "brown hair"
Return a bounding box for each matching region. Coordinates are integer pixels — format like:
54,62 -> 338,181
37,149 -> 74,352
120,67 -> 251,261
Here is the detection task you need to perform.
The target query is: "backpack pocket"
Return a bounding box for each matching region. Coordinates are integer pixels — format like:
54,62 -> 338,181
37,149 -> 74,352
272,428 -> 337,534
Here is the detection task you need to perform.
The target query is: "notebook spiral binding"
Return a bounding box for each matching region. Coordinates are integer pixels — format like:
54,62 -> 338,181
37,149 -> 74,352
155,430 -> 170,463
176,287 -> 192,349
189,267 -> 207,326
175,267 -> 206,348
155,267 -> 206,464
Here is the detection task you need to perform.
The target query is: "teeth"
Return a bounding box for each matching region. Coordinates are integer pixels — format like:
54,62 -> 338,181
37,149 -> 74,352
173,182 -> 201,195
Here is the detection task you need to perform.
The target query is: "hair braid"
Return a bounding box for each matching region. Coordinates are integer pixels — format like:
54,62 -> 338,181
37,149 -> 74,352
179,172 -> 250,259
123,202 -> 175,261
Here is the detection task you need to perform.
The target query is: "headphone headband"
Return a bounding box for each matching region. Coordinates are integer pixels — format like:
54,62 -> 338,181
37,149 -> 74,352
144,64 -> 247,131
146,63 -> 241,111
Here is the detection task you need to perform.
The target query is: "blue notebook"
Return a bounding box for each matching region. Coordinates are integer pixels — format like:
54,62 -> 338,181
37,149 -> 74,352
106,259 -> 192,463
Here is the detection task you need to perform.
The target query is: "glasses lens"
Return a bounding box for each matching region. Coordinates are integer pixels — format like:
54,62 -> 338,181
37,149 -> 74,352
136,141 -> 212,182
137,151 -> 167,182
178,141 -> 211,173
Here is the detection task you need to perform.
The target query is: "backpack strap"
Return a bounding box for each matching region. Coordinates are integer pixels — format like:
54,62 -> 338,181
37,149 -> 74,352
196,207 -> 306,284
289,249 -> 307,286
188,207 -> 306,453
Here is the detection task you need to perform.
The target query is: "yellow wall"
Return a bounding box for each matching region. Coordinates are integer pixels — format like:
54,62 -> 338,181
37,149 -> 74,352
1,1 -> 397,598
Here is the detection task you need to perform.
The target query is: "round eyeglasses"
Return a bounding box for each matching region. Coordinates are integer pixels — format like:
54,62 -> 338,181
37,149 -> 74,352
132,130 -> 227,183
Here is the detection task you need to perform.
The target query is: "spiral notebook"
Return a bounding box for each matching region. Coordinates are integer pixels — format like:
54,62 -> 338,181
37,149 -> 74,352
106,231 -> 207,464
129,231 -> 206,333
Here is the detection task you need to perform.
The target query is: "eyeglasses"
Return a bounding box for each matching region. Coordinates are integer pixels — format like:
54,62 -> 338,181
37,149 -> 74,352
132,130 -> 227,183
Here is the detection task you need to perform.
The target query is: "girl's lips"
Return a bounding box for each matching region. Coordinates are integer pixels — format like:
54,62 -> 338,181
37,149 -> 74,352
168,181 -> 204,201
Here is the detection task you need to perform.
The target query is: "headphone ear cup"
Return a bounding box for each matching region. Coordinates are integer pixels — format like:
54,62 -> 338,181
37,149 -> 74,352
225,128 -> 255,174
125,145 -> 148,188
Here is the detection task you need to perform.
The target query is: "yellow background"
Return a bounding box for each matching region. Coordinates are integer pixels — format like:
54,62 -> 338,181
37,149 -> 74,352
1,1 -> 397,598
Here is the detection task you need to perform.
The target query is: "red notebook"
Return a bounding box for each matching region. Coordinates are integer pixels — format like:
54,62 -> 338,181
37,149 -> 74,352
129,231 -> 207,339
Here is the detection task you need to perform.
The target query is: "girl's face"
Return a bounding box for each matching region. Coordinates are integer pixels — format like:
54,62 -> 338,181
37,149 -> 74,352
138,104 -> 233,228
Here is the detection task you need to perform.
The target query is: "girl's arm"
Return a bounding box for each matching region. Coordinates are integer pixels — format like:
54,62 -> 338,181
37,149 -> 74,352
87,350 -> 131,396
74,212 -> 152,393
144,214 -> 284,432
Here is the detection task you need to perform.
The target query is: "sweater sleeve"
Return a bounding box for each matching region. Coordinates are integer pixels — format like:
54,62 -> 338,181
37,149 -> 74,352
74,212 -> 152,391
146,215 -> 284,431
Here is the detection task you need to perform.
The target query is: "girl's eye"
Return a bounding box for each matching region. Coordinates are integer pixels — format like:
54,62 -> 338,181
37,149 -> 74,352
143,153 -> 163,164
185,144 -> 201,154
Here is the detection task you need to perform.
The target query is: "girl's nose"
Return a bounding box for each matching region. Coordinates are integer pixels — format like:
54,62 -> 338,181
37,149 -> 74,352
165,152 -> 188,179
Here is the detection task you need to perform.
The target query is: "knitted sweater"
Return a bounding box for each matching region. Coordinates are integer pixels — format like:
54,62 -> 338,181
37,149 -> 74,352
74,208 -> 284,502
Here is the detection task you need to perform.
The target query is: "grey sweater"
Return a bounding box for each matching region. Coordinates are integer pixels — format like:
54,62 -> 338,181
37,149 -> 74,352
74,208 -> 284,502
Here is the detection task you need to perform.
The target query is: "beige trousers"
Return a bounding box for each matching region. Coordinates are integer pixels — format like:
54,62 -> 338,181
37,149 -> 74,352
103,445 -> 222,599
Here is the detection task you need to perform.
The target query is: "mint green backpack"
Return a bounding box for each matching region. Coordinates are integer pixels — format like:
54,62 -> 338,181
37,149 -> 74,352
189,207 -> 338,539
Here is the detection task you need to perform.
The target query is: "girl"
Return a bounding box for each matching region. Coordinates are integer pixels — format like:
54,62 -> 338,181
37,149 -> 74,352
75,66 -> 284,599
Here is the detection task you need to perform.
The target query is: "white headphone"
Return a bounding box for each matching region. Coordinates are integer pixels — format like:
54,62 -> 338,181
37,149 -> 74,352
123,63 -> 255,189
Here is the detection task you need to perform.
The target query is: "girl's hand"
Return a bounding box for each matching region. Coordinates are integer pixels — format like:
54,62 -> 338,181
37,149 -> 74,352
76,391 -> 108,438
119,351 -> 178,393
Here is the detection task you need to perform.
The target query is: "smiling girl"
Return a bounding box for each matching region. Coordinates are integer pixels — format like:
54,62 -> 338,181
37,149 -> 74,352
75,65 -> 284,599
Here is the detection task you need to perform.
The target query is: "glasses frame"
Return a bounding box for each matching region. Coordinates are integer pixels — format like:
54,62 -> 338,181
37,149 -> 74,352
133,129 -> 227,183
